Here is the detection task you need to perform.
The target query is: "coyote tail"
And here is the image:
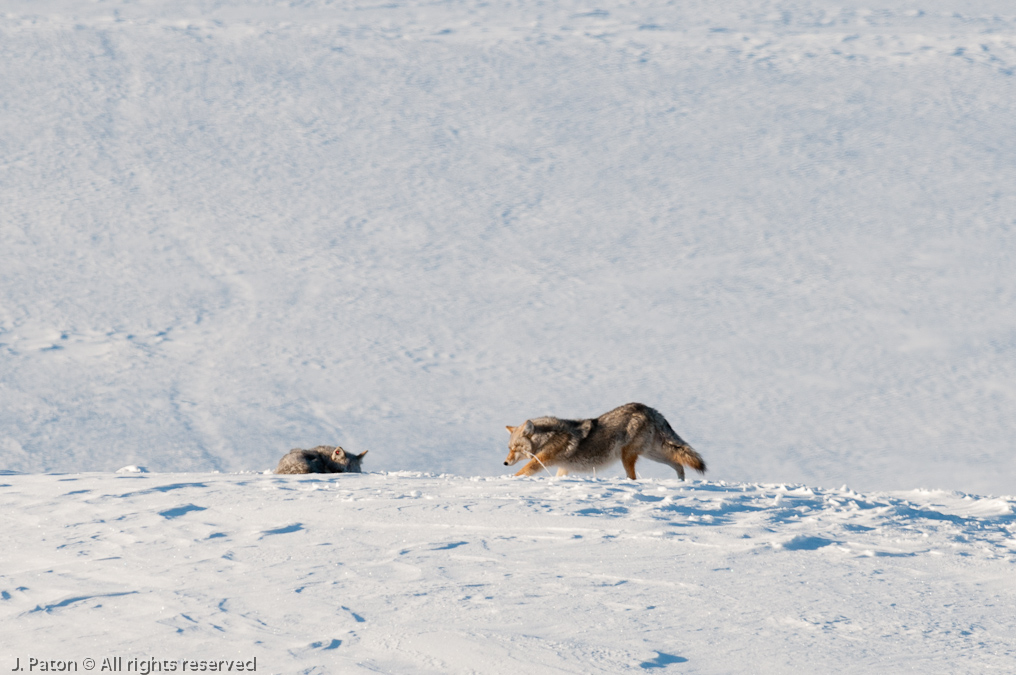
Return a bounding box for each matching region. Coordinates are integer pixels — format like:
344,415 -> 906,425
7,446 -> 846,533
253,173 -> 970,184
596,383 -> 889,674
652,406 -> 707,474
667,440 -> 707,474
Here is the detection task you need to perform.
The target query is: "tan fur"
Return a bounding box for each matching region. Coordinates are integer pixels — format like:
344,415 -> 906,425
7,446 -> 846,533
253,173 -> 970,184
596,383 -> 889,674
503,402 -> 706,480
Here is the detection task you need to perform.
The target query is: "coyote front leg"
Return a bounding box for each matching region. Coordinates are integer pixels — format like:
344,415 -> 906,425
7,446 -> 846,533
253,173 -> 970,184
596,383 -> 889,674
515,451 -> 553,476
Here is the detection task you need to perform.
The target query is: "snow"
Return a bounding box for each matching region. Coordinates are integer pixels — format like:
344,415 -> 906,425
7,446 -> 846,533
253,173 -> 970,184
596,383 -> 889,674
2,0 -> 1015,492
2,0 -> 1016,671
2,472 -> 1014,673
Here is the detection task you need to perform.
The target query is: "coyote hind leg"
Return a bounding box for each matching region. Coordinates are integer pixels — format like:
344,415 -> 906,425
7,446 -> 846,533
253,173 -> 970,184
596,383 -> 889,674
621,445 -> 639,480
653,456 -> 686,480
646,444 -> 693,480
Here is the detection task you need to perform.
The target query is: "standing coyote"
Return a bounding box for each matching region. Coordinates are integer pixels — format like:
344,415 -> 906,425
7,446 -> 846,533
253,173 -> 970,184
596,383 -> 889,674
274,445 -> 368,474
504,402 -> 705,480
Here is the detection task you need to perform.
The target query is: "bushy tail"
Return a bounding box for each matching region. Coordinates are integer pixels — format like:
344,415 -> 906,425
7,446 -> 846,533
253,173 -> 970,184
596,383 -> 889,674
650,406 -> 706,474
667,441 -> 707,474
666,443 -> 707,473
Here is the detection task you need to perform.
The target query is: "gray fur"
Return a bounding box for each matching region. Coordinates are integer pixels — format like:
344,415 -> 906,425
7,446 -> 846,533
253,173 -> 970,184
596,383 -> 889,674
274,445 -> 368,474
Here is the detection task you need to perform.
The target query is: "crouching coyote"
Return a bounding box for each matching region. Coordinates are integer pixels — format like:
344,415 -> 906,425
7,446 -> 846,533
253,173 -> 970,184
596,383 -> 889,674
275,445 -> 368,474
504,402 -> 705,480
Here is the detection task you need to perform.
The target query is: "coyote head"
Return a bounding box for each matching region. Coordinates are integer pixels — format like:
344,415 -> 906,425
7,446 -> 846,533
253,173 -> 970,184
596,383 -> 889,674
503,420 -> 535,466
332,447 -> 369,473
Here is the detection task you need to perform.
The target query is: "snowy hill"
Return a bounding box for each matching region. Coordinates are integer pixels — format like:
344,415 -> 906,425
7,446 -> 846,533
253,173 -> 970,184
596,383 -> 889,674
3,1 -> 1016,492
2,472 -> 1014,673
5,3 -> 1016,672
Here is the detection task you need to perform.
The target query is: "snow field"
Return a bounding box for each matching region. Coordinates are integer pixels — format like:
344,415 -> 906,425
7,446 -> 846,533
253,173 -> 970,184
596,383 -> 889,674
1,472 -> 1013,673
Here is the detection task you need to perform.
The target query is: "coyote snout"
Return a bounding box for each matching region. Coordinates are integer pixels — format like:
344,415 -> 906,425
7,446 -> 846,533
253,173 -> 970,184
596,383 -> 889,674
504,403 -> 705,480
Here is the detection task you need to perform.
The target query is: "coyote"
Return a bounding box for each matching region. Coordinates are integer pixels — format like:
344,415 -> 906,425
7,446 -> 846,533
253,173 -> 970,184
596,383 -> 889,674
274,445 -> 368,474
504,402 -> 705,480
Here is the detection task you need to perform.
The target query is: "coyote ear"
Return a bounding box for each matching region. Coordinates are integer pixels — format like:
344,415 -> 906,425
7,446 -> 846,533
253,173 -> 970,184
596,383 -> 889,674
506,425 -> 515,434
522,420 -> 535,436
358,450 -> 368,458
